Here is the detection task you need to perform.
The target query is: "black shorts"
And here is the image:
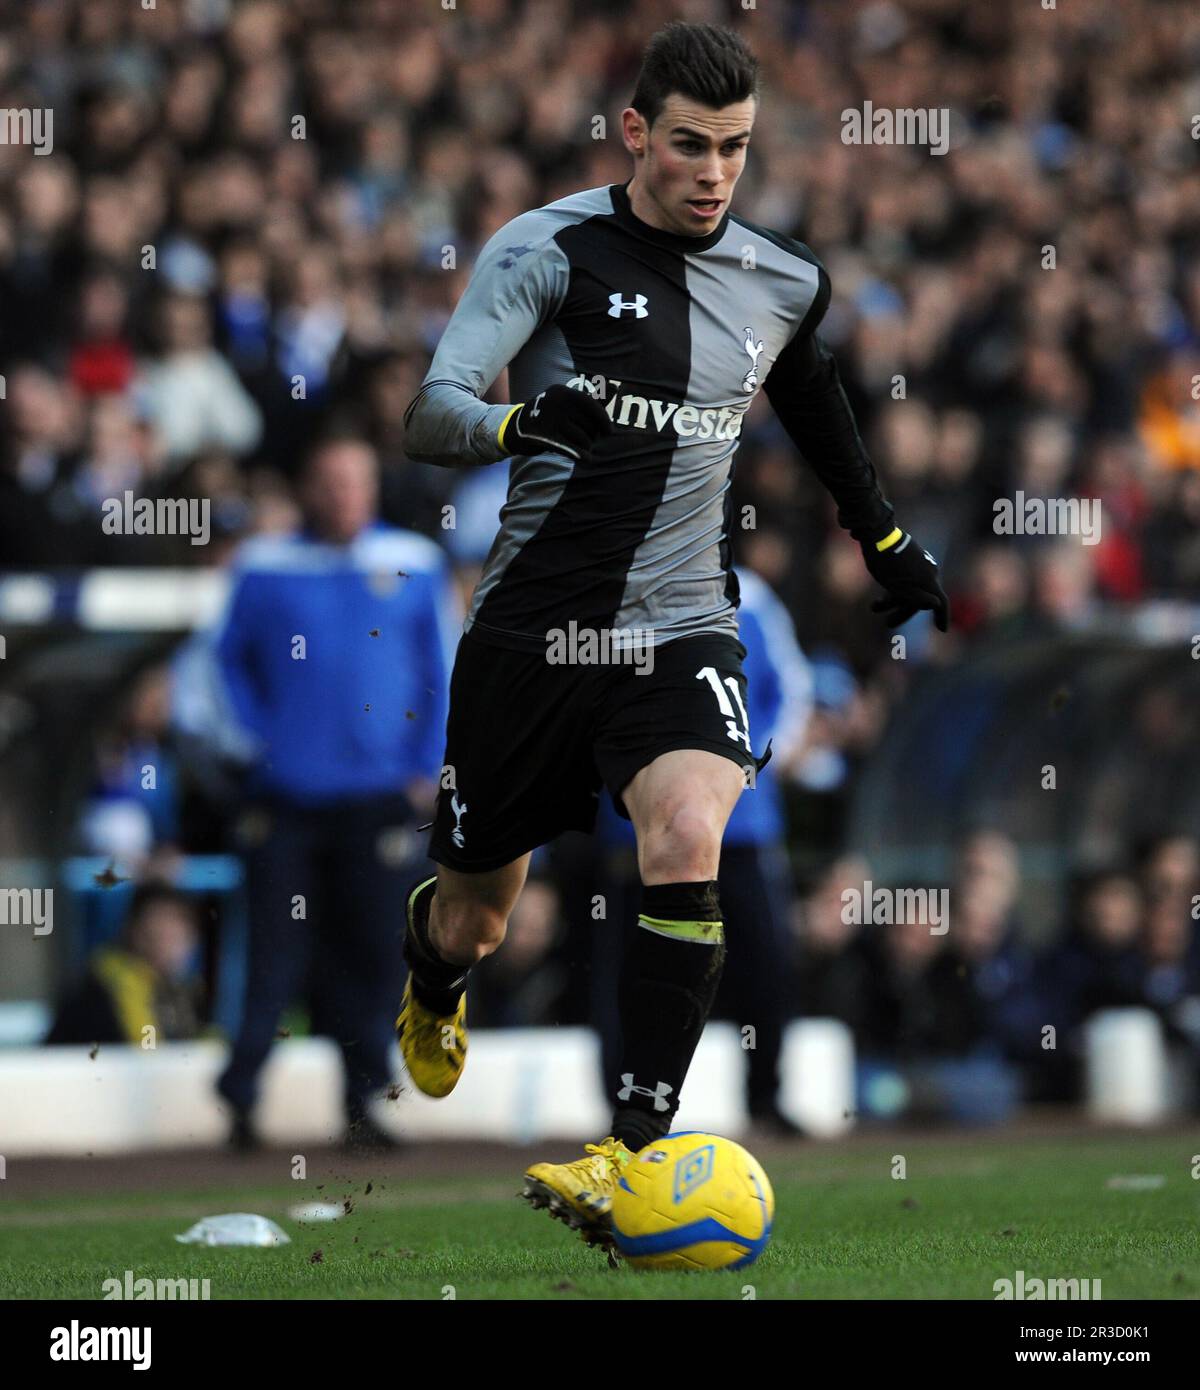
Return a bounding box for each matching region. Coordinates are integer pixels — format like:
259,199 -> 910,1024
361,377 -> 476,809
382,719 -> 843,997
429,628 -> 763,873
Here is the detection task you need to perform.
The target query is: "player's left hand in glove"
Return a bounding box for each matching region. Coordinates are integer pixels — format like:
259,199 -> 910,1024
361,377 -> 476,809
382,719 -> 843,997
499,383 -> 613,463
859,526 -> 950,631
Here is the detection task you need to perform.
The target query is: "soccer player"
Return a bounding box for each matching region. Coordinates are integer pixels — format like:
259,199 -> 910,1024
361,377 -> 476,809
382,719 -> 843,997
400,20 -> 948,1252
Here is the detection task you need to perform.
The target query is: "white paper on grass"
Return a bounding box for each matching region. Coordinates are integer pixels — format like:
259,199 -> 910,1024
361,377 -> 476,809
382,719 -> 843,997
174,1213 -> 291,1247
287,1202 -> 344,1223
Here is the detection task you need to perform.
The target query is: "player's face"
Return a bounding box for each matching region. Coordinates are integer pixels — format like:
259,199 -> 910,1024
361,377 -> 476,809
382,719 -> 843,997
625,95 -> 755,236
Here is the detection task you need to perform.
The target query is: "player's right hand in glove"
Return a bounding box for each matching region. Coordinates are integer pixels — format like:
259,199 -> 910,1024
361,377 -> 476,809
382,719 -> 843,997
859,525 -> 950,631
498,383 -> 613,463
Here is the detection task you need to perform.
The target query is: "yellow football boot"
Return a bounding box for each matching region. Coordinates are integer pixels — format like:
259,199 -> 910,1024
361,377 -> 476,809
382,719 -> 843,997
521,1137 -> 636,1253
395,878 -> 467,1098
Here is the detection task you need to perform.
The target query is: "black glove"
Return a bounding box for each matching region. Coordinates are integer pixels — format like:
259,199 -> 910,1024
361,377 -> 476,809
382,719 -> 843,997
499,383 -> 613,462
859,527 -> 950,632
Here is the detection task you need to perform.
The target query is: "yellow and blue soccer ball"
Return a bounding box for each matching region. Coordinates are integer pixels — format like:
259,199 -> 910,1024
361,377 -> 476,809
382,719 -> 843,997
612,1132 -> 774,1271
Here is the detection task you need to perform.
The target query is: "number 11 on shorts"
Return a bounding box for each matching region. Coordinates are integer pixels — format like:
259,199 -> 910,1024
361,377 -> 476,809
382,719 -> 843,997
696,666 -> 752,752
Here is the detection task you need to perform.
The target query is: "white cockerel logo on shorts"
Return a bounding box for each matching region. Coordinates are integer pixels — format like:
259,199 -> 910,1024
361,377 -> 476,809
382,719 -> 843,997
450,792 -> 468,848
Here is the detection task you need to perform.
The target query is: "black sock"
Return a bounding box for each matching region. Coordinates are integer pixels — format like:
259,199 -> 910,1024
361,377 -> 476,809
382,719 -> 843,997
610,881 -> 725,1152
402,880 -> 469,1015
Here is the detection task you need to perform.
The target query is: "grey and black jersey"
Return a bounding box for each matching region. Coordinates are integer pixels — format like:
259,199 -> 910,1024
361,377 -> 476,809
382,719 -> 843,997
404,180 -> 892,652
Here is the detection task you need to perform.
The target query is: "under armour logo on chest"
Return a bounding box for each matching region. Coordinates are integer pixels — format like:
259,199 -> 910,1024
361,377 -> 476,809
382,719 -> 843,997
608,292 -> 649,318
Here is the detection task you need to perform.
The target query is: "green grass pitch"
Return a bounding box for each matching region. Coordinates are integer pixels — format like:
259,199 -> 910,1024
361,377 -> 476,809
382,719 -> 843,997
3,1132 -> 1198,1299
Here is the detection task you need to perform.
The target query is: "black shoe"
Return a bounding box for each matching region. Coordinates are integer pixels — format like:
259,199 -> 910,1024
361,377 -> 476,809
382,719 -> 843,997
343,1112 -> 404,1155
747,1104 -> 809,1140
228,1107 -> 261,1153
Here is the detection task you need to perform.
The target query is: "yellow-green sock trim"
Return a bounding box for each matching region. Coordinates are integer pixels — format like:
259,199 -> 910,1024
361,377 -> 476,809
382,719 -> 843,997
637,914 -> 724,945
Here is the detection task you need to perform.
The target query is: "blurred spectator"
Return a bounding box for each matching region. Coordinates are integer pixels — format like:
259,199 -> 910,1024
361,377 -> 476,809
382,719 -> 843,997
855,884 -> 1022,1125
77,663 -> 183,865
139,291 -> 263,464
0,363 -> 86,564
1137,833 -> 1200,907
190,435 -> 459,1150
948,831 -> 1043,1072
1139,894 -> 1200,1099
793,854 -> 876,1037
45,883 -> 202,1046
1136,835 -> 1200,1088
1039,870 -> 1145,1099
69,269 -> 136,398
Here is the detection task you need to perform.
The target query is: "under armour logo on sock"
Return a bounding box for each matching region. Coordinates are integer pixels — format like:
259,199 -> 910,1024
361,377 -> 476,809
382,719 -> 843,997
617,1074 -> 673,1111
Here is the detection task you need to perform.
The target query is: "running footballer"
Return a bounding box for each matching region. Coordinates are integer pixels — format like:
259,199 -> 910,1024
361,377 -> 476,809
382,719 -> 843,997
399,20 -> 948,1253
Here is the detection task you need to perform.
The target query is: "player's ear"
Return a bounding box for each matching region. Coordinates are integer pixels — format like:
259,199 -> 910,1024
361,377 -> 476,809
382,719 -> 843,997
622,106 -> 647,154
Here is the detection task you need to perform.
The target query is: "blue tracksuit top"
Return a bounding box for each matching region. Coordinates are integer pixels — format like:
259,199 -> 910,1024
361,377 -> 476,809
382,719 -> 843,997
211,524 -> 459,804
596,566 -> 812,848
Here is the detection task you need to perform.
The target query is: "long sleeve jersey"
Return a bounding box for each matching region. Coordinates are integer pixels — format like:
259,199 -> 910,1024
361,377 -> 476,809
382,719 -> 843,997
404,178 -> 893,652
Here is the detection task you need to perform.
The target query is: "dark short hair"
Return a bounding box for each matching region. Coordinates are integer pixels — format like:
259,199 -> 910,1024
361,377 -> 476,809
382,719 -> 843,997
631,21 -> 760,131
303,427 -> 376,474
125,882 -> 200,932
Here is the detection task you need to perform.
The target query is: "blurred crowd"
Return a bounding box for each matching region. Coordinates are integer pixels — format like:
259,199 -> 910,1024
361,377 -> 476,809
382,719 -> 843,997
2,0 -> 1198,801
796,830 -> 1200,1121
4,0 -> 1199,1121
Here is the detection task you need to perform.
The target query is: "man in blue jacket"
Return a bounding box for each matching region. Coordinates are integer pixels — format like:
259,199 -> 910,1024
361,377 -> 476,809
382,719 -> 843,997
592,565 -> 813,1135
207,436 -> 458,1148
